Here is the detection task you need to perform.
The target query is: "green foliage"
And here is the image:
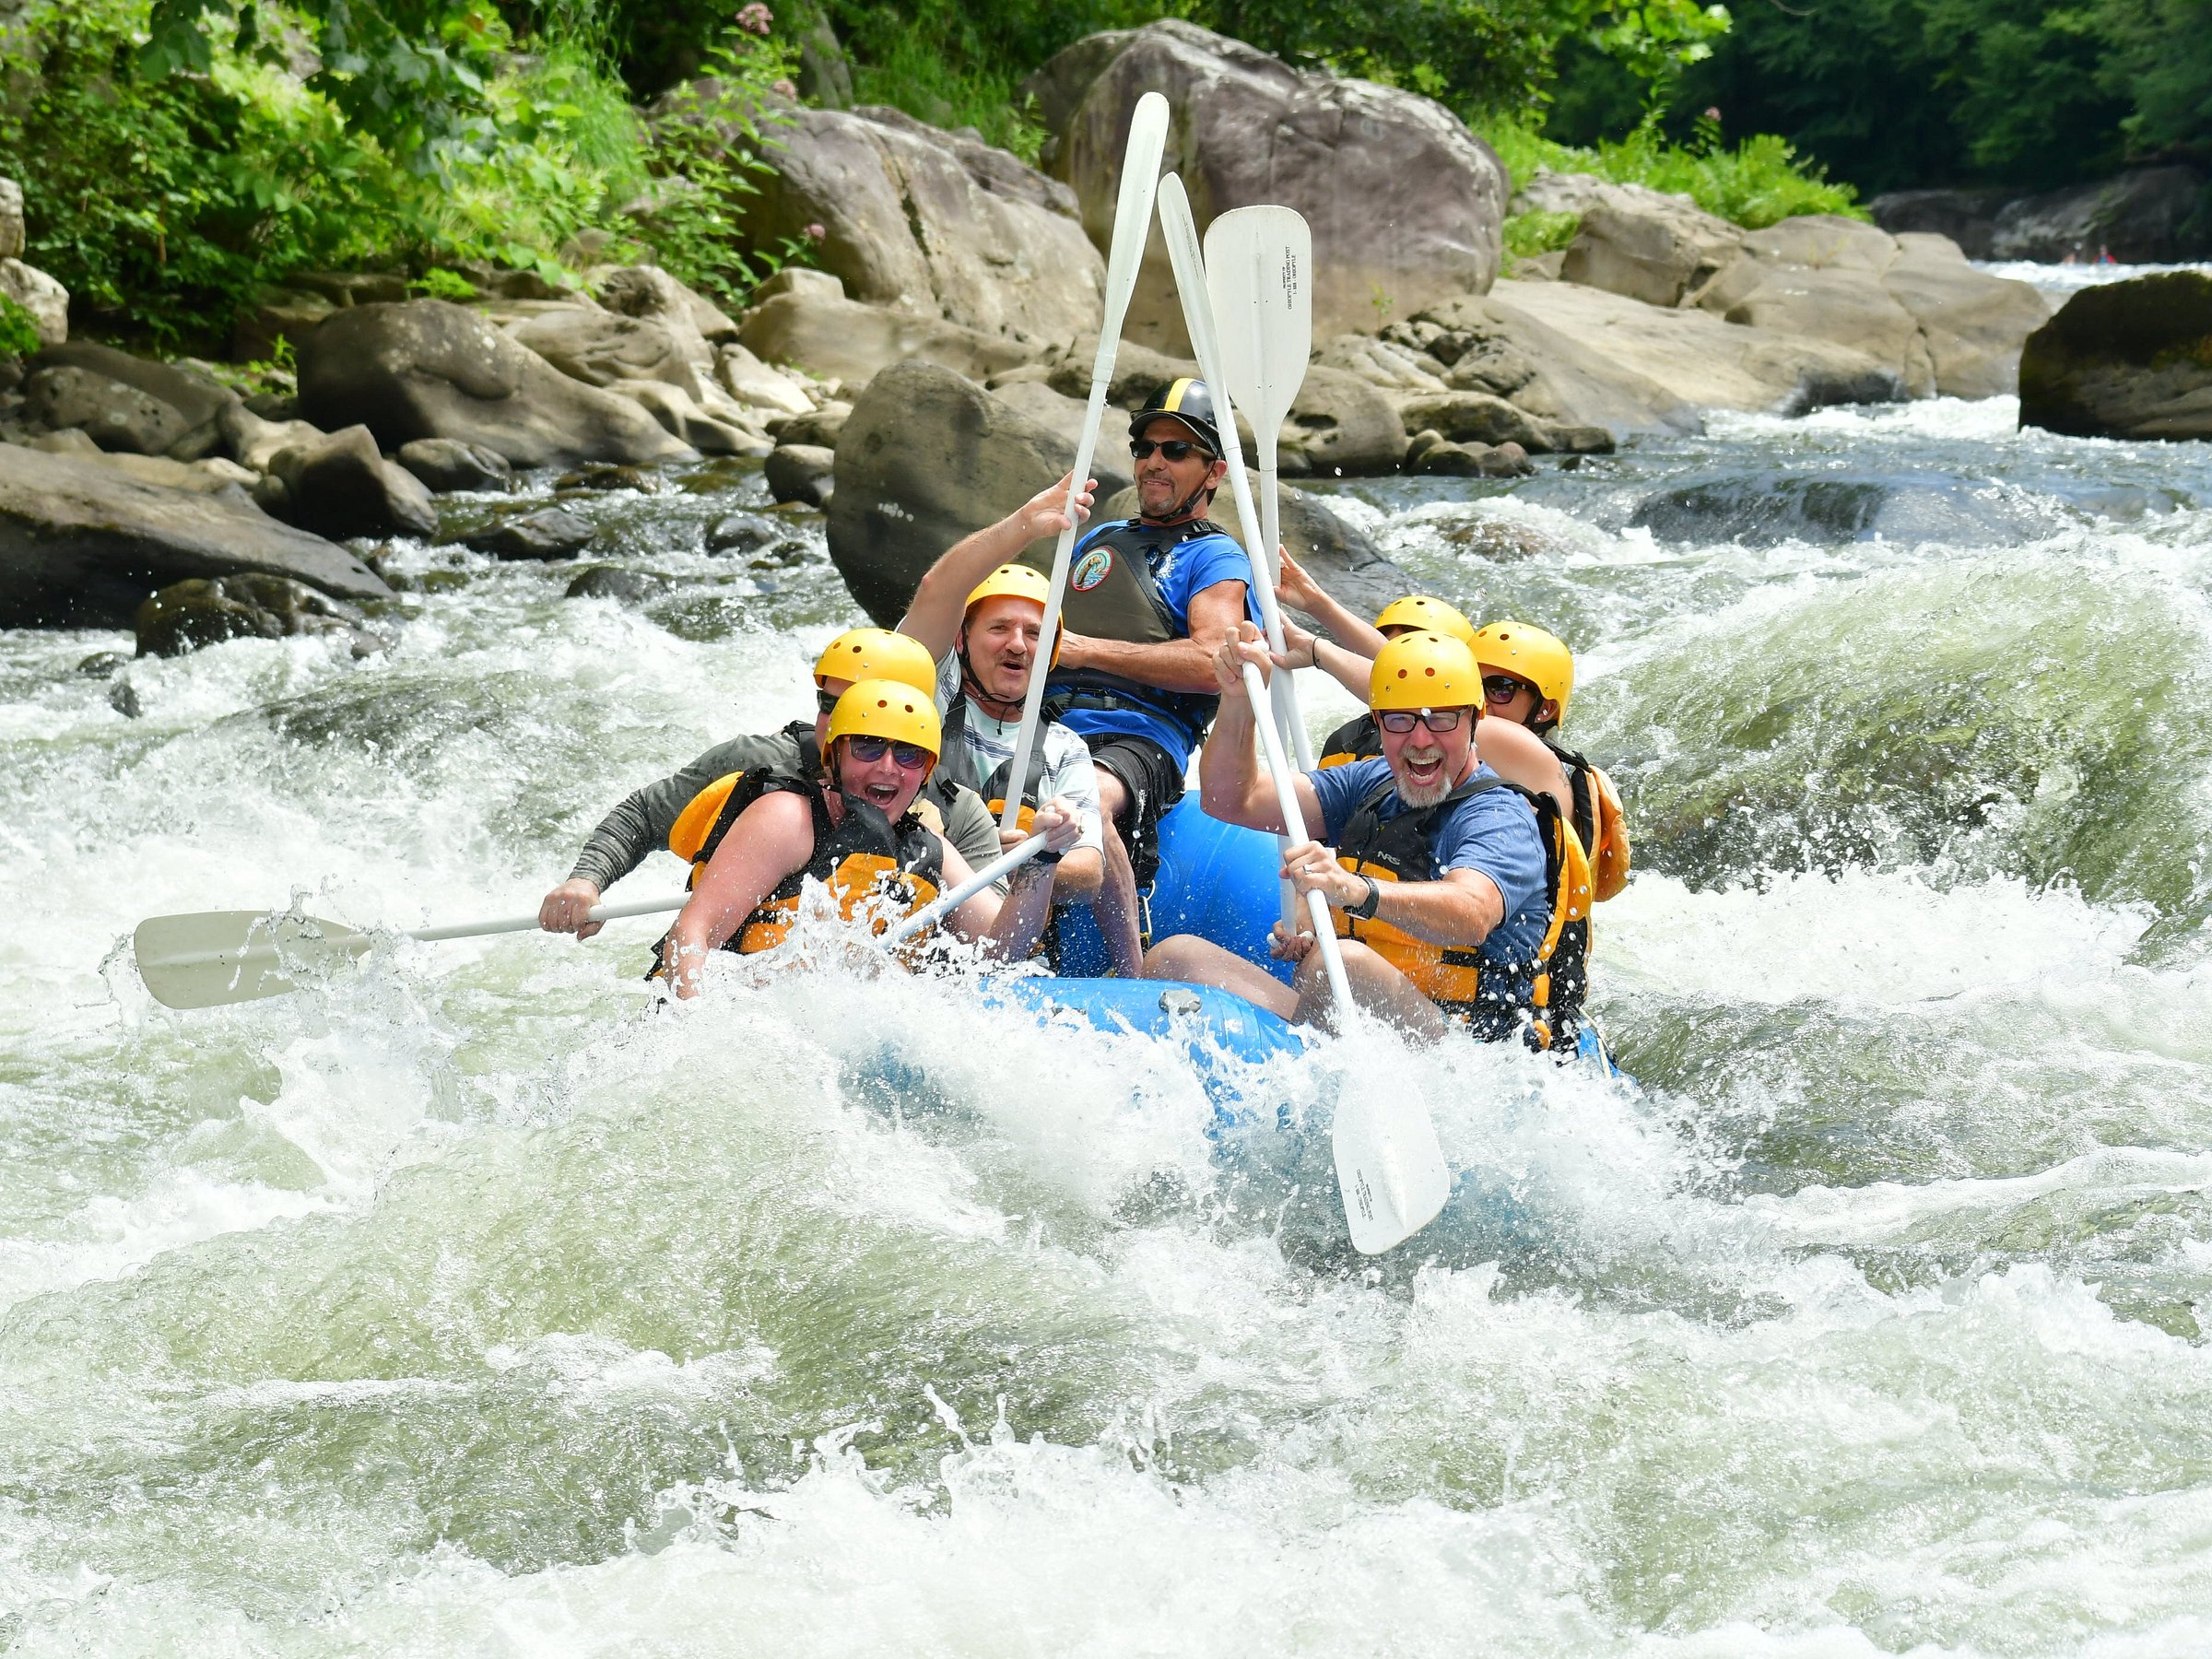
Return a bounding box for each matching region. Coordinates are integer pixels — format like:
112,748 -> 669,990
410,267 -> 480,299
0,295 -> 43,359
1502,208 -> 1581,268
1485,113 -> 1865,227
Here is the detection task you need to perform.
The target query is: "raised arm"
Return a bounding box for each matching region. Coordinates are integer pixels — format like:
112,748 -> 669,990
898,471 -> 1096,660
660,790 -> 816,998
1276,547 -> 1387,657
1197,623 -> 1323,834
1474,718 -> 1572,818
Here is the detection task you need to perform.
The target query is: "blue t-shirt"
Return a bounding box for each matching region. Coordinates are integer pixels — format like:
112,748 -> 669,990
1307,757 -> 1553,980
1052,522 -> 1263,761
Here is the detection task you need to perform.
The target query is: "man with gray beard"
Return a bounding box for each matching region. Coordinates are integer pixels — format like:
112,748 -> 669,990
1142,626 -> 1556,1042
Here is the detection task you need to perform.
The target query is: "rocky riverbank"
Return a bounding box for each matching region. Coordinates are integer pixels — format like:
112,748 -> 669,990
0,19 -> 2112,653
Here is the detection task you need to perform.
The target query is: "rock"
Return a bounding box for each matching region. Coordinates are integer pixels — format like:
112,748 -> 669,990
0,444 -> 389,627
218,404 -> 324,475
706,512 -> 779,554
0,258 -> 67,347
1561,200 -> 1745,310
737,288 -> 1034,389
1729,213 -> 1900,274
773,401 -> 851,449
2018,271 -> 2212,441
597,263 -> 736,347
827,359 -> 1396,624
134,573 -> 379,659
1025,20 -> 1507,350
1990,166 -> 2211,263
1413,437 -> 1532,477
91,453 -> 258,498
1489,277 -> 1902,415
24,367 -> 192,456
460,506 -> 595,559
76,649 -> 125,677
716,342 -> 815,416
263,425 -> 439,541
108,677 -> 141,718
989,378 -> 1093,450
734,100 -> 1103,347
507,307 -> 712,398
394,437 -> 512,493
1880,234 -> 2053,398
555,463 -> 656,492
1314,334 -> 1449,397
1279,366 -> 1407,476
243,392 -> 298,421
296,300 -> 694,469
28,341 -> 234,459
753,268 -> 844,303
1694,257 -> 1936,399
766,442 -> 837,508
23,429 -> 102,457
615,379 -> 768,455
1866,187 -> 2013,260
1044,335 -> 1199,410
0,177 -> 20,261
563,564 -> 671,603
290,271 -> 410,306
1394,388 -> 1609,455
230,288 -> 335,364
1400,295 -> 1700,438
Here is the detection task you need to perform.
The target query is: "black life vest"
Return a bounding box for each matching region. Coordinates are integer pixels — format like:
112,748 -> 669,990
1331,770 -> 1590,1048
937,688 -> 1052,831
669,770 -> 944,956
1319,711 -> 1381,770
1547,738 -> 1630,903
1030,516 -> 1241,754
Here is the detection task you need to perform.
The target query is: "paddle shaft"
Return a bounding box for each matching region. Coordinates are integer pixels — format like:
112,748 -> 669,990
999,93 -> 1170,833
1241,664 -> 1352,1007
881,831 -> 1047,947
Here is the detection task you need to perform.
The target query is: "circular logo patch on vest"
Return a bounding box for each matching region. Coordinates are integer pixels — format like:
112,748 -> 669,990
1070,546 -> 1112,593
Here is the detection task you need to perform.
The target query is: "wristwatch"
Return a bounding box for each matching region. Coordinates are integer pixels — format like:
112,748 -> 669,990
1347,872 -> 1382,920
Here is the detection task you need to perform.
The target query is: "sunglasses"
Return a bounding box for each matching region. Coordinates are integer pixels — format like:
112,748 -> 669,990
1129,438 -> 1213,463
1483,675 -> 1535,702
816,688 -> 841,716
1377,708 -> 1466,735
843,735 -> 933,771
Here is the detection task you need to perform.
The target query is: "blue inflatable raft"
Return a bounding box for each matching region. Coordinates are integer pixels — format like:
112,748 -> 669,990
1050,794 -> 1290,982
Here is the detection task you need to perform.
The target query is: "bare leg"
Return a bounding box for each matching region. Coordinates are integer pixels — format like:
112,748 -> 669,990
1142,934 -> 1300,1021
1089,770 -> 1146,978
1290,938 -> 1451,1042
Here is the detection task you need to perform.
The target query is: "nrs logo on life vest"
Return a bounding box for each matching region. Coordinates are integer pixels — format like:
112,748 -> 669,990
1070,547 -> 1112,593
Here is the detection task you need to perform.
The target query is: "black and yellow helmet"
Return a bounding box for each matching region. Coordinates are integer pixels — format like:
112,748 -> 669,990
1130,377 -> 1221,457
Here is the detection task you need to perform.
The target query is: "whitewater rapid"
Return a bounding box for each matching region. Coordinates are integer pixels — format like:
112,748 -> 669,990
5,394 -> 2212,1653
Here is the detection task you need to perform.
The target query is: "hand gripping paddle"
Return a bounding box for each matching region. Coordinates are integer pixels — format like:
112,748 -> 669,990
1206,205 -> 1317,771
1240,664 -> 1452,1255
997,90 -> 1171,832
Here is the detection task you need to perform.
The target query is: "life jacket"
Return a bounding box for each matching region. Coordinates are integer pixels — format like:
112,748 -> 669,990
1031,516 -> 1238,754
1319,711 -> 1381,770
667,769 -> 944,956
1331,771 -> 1591,1048
1548,740 -> 1630,902
937,688 -> 1052,832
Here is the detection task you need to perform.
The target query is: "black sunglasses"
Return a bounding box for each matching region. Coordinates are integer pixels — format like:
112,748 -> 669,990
1130,438 -> 1213,463
843,735 -> 933,771
1483,675 -> 1534,702
1377,708 -> 1467,735
816,688 -> 841,716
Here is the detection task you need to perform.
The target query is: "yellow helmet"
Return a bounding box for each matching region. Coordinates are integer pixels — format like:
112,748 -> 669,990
813,628 -> 936,695
1369,629 -> 1481,712
1374,594 -> 1475,645
962,563 -> 1062,667
822,678 -> 941,770
1470,620 -> 1574,725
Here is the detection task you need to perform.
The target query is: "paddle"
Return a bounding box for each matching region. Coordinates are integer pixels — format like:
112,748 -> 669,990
1241,663 -> 1453,1255
133,893 -> 689,1010
996,89 -> 1171,833
881,831 -> 1046,947
1157,173 -> 1306,927
1206,206 -> 1317,771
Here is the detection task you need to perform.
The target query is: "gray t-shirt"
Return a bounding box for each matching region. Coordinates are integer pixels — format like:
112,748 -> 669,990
934,654 -> 1105,854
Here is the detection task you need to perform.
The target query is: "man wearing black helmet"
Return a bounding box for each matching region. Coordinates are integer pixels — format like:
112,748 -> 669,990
1030,378 -> 1261,967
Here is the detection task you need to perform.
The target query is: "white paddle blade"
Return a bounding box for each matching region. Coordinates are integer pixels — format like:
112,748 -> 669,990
1204,206 -> 1313,446
1096,92 -> 1171,348
1333,1088 -> 1453,1255
133,912 -> 370,1010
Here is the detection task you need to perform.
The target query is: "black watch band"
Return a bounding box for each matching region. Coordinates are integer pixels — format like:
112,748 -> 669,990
1348,873 -> 1382,920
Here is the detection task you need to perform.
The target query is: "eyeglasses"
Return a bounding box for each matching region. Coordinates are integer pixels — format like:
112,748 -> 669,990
1129,438 -> 1213,463
1482,675 -> 1534,703
843,735 -> 933,771
1376,708 -> 1467,735
816,688 -> 841,716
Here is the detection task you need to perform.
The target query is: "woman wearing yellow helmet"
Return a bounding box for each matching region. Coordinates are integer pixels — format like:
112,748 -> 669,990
658,681 -> 1085,997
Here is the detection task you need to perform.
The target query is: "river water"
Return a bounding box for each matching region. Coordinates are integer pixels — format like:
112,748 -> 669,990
6,389 -> 2212,1653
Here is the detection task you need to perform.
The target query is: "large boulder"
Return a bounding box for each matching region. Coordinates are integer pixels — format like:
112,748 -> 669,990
1879,233 -> 2053,398
1866,187 -> 2013,259
263,424 -> 439,541
1024,20 -> 1508,351
738,288 -> 1033,388
1521,174 -> 1744,310
596,263 -> 736,347
734,100 -> 1102,349
134,573 -> 380,659
1990,166 -> 2211,263
506,307 -> 712,398
394,437 -> 512,493
295,300 -> 694,468
0,257 -> 67,348
1491,277 -> 1902,414
26,340 -> 235,459
1392,295 -> 1701,437
826,359 -> 1401,626
2018,271 -> 2212,441
1280,367 -> 1408,475
716,341 -> 815,416
23,367 -> 192,456
0,443 -> 389,628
